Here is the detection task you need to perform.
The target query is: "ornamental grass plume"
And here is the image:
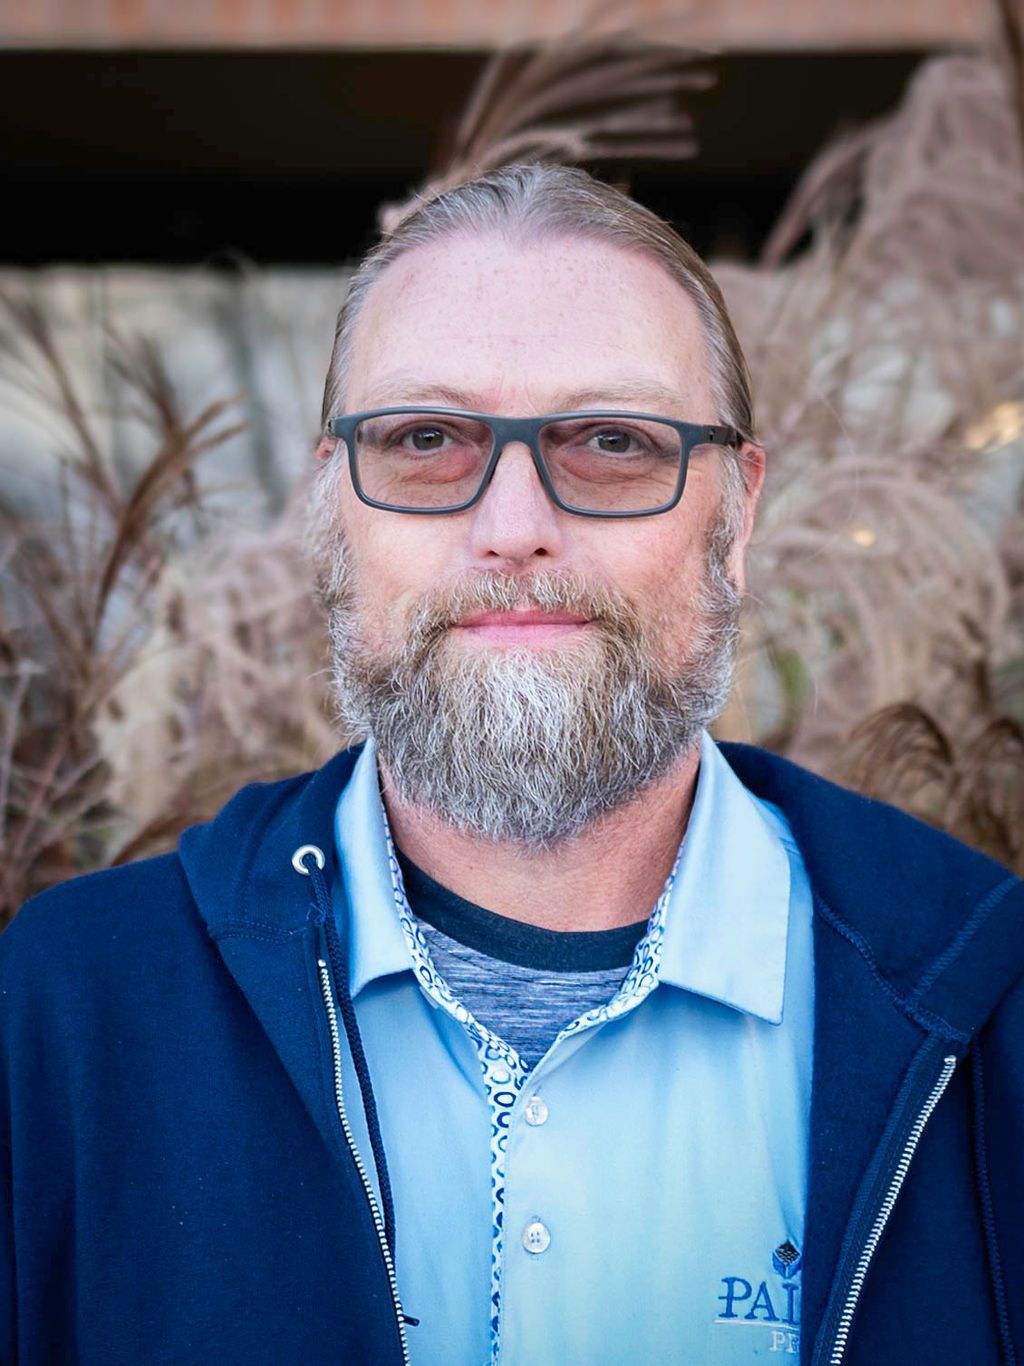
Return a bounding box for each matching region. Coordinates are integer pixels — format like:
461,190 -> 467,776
0,295 -> 244,920
713,39 -> 1024,873
836,703 -> 1024,873
378,0 -> 712,234
92,498 -> 336,868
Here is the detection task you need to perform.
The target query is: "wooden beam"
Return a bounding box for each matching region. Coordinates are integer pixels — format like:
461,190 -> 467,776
0,0 -> 987,52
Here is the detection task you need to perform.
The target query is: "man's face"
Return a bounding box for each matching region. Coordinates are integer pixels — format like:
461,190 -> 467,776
314,231 -> 763,844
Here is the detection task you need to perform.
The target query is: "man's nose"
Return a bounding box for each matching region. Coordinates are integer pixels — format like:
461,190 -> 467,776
466,440 -> 567,566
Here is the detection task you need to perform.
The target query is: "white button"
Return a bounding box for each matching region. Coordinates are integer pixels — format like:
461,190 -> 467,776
522,1220 -> 551,1255
524,1095 -> 548,1126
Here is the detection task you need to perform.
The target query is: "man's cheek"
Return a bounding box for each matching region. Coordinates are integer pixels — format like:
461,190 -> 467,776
362,597 -> 418,654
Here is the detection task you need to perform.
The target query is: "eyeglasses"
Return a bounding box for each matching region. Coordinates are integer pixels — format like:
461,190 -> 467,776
327,407 -> 738,518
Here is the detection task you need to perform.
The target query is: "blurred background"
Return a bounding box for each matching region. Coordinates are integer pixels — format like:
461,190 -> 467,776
2,0 -> 1022,919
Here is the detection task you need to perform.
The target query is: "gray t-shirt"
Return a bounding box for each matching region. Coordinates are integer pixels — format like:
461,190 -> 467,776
397,853 -> 648,1069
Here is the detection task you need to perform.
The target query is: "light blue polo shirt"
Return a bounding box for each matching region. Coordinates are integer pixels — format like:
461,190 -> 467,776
334,732 -> 814,1364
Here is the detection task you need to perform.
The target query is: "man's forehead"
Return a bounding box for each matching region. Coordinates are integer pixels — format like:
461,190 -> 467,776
361,231 -> 699,324
345,234 -> 713,417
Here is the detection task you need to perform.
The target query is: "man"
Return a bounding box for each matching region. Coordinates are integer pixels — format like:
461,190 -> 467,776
1,164 -> 1022,1366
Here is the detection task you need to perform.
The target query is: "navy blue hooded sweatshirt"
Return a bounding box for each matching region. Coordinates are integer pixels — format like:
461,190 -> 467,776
1,743 -> 1023,1365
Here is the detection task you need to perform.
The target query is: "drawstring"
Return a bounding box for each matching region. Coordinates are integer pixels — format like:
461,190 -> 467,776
302,851 -> 399,1265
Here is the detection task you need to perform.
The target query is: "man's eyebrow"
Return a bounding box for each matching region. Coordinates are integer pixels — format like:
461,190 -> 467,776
359,379 -> 691,414
554,382 -> 690,414
360,380 -> 477,409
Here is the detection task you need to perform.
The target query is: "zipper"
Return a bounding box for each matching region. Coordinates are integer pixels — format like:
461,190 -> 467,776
316,955 -> 411,1366
826,1053 -> 958,1365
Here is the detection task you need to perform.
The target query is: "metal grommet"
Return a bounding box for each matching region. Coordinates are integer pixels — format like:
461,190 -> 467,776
291,844 -> 326,875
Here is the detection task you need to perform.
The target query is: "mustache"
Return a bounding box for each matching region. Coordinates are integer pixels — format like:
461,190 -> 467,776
404,571 -> 644,647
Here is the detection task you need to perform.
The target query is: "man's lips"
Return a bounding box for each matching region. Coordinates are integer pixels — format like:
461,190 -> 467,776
453,609 -> 593,644
457,609 -> 590,628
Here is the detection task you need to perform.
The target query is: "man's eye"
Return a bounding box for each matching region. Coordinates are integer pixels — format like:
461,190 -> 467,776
592,428 -> 638,454
406,427 -> 446,451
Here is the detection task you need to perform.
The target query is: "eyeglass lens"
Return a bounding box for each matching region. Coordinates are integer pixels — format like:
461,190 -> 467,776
352,412 -> 685,513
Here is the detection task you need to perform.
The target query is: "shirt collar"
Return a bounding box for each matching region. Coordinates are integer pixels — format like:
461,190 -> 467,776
656,730 -> 791,1024
335,731 -> 792,1023
335,737 -> 415,998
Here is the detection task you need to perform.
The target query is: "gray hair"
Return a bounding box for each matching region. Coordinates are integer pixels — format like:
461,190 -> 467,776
319,163 -> 757,471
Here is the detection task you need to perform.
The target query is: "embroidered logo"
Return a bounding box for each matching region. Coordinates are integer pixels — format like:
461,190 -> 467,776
714,1239 -> 802,1356
772,1239 -> 802,1279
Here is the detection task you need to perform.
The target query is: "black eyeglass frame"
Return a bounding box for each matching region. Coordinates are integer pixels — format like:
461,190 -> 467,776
327,407 -> 739,519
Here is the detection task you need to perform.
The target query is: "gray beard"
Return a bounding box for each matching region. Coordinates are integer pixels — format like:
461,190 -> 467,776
321,519 -> 741,849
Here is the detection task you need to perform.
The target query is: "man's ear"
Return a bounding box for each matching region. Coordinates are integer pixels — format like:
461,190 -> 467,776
314,435 -> 337,463
727,442 -> 767,590
739,442 -> 767,529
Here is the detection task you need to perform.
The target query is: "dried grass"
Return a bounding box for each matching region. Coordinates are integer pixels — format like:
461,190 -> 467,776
379,0 -> 713,233
0,297 -> 245,918
837,703 -> 1024,871
94,501 -> 337,866
709,41 -> 1024,870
